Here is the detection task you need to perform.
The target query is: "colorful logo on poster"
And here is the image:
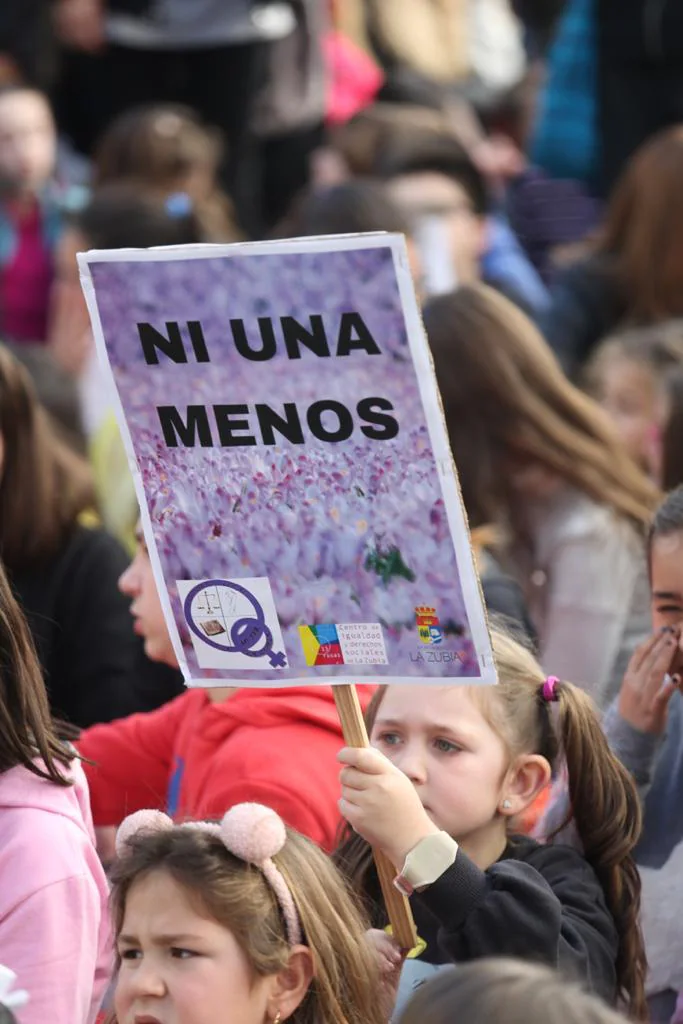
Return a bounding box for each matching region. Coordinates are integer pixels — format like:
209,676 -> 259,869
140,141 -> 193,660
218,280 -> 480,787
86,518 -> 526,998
416,605 -> 443,645
299,624 -> 344,666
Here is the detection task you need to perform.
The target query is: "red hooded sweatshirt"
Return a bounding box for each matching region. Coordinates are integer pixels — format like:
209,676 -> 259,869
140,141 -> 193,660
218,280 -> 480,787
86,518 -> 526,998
77,685 -> 375,851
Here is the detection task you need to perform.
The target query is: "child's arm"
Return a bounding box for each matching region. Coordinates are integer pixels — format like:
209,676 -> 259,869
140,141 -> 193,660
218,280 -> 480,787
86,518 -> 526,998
76,692 -> 191,824
338,747 -> 618,1003
413,842 -> 618,1003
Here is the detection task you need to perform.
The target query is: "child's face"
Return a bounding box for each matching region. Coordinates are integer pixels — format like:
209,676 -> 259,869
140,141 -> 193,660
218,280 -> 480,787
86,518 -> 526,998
0,90 -> 55,195
116,869 -> 274,1024
370,686 -> 510,846
597,355 -> 657,468
118,529 -> 178,669
651,530 -> 683,675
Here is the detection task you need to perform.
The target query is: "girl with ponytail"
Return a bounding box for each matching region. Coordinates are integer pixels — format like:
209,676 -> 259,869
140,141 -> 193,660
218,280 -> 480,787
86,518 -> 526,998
335,629 -> 647,1019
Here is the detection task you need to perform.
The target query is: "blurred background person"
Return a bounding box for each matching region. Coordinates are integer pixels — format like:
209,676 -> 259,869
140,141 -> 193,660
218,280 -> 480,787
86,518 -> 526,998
0,343 -> 181,727
424,284 -> 658,708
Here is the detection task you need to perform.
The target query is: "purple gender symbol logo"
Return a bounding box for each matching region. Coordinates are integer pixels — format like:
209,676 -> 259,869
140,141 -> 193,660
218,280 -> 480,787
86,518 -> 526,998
183,580 -> 286,668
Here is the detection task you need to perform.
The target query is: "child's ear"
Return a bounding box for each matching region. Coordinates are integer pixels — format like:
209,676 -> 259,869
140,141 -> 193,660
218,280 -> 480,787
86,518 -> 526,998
498,755 -> 551,819
267,946 -> 314,1022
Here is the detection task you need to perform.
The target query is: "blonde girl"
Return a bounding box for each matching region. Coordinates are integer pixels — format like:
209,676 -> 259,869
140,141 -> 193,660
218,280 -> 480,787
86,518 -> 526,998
335,630 -> 647,1019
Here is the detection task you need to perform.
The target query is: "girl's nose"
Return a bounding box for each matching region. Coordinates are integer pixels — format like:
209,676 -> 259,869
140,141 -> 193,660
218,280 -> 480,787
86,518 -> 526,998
127,958 -> 166,998
394,747 -> 428,785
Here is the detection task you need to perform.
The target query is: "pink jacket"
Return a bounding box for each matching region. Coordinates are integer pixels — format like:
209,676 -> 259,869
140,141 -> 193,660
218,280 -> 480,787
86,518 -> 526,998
0,759 -> 112,1023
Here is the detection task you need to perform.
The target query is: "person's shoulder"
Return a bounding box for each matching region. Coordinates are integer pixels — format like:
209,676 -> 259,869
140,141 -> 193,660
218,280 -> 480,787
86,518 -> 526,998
51,523 -> 130,591
209,710 -> 342,780
0,769 -> 99,892
507,834 -> 600,883
553,254 -> 614,289
540,488 -> 639,545
62,522 -> 129,566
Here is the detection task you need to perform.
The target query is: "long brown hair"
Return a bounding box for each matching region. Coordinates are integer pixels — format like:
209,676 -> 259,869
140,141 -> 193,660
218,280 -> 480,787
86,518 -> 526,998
399,959 -> 631,1024
0,344 -> 95,572
335,631 -> 647,1020
423,284 -> 659,532
0,557 -> 73,785
598,126 -> 683,322
110,821 -> 385,1024
94,104 -> 239,242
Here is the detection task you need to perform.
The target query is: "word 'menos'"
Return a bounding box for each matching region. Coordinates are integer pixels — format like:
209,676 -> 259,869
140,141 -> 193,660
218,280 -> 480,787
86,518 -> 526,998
139,312 -> 401,448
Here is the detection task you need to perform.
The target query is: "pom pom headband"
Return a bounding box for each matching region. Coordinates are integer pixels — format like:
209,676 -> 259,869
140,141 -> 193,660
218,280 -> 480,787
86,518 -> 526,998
116,804 -> 303,947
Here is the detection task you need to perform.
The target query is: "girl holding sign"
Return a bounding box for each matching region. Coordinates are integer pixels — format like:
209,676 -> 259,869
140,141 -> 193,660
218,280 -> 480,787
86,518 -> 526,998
335,630 -> 646,1019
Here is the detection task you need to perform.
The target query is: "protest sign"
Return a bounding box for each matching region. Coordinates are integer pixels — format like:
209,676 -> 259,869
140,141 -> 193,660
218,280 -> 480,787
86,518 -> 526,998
79,234 -> 496,688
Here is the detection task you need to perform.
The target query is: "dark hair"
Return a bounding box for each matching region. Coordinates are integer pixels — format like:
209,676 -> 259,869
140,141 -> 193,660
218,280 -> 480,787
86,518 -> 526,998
597,126 -> 683,321
95,103 -> 221,190
330,104 -> 453,178
422,284 -> 659,532
335,630 -> 647,1019
74,181 -> 204,251
0,556 -> 72,785
279,180 -> 412,239
650,485 -> 683,545
399,960 -> 630,1024
0,344 -> 95,572
4,341 -> 86,455
661,368 -> 683,491
110,822 -> 385,1024
93,105 -> 238,241
378,130 -> 488,216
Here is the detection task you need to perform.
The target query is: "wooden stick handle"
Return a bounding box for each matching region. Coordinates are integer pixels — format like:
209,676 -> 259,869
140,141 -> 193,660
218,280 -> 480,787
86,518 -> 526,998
334,685 -> 418,951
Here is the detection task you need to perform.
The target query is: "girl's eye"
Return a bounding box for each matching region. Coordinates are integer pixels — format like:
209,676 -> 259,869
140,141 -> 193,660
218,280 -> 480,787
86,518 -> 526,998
433,738 -> 461,754
376,731 -> 402,747
119,949 -> 141,961
171,948 -> 198,959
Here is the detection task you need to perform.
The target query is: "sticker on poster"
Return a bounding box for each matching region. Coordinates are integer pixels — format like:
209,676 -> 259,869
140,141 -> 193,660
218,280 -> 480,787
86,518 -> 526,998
177,577 -> 287,670
299,622 -> 388,666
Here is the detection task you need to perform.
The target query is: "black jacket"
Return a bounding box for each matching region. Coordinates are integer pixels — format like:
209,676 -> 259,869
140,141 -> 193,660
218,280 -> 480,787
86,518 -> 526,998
10,524 -> 184,728
598,0 -> 683,194
366,836 -> 619,1005
540,256 -> 624,377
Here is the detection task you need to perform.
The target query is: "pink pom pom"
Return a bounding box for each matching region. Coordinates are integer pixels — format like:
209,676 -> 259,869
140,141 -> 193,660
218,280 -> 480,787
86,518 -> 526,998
220,804 -> 287,864
115,809 -> 174,857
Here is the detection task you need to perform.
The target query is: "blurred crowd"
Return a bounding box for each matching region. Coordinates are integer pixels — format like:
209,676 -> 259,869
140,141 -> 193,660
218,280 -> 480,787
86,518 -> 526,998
1,1 -> 683,1023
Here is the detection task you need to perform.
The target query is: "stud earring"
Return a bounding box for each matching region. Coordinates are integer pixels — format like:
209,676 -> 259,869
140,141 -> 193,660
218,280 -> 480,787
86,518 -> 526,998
502,799 -> 512,810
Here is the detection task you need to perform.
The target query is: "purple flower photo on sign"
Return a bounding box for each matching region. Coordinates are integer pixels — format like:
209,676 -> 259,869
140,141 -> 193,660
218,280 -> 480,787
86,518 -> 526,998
79,235 -> 495,686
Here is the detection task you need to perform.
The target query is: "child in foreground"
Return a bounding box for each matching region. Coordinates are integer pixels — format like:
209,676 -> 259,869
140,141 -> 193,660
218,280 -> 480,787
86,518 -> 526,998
399,959 -> 630,1024
335,630 -> 647,1018
108,803 -> 384,1024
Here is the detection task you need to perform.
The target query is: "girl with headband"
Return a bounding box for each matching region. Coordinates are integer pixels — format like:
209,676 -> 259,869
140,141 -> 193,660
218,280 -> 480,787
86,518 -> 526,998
108,803 -> 385,1024
334,629 -> 647,1020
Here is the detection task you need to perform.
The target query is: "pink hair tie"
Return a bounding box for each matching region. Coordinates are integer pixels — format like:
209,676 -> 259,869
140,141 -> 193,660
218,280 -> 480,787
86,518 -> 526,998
542,676 -> 561,702
115,803 -> 303,948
